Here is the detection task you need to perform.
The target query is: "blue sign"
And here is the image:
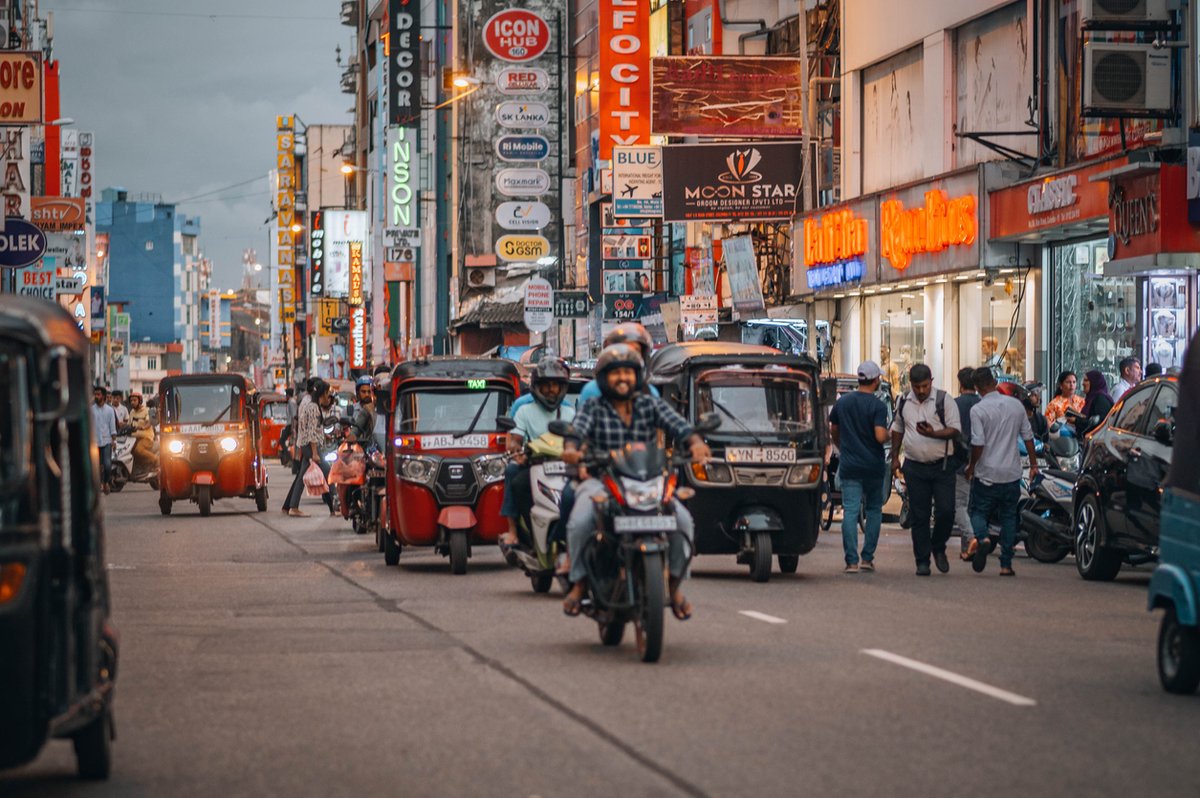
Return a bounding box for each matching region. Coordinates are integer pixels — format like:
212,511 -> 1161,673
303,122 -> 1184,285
807,258 -> 865,291
495,135 -> 550,162
0,218 -> 47,269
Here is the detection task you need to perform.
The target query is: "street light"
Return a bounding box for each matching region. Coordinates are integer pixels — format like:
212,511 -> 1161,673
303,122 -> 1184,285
50,117 -> 75,126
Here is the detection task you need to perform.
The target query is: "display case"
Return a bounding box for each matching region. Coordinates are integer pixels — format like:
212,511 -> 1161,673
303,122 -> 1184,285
1084,276 -> 1139,389
1144,276 -> 1193,371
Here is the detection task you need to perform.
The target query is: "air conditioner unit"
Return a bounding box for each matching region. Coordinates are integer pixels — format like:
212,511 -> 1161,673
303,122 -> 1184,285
465,267 -> 496,289
1083,42 -> 1171,115
1082,0 -> 1169,27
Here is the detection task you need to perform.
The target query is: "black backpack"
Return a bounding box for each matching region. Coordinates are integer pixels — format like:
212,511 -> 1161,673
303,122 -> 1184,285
896,390 -> 968,467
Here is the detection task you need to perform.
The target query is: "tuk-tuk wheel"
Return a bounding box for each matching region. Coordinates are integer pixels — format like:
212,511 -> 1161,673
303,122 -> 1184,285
1158,606 -> 1200,695
384,532 -> 401,566
197,485 -> 212,517
749,531 -> 773,583
531,573 -> 554,593
449,530 -> 469,575
109,463 -> 127,493
255,486 -> 268,512
158,494 -> 172,516
72,706 -> 113,780
778,554 -> 800,574
599,618 -> 626,646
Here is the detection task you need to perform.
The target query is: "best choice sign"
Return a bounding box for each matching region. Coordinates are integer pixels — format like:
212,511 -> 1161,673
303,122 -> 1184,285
483,9 -> 551,62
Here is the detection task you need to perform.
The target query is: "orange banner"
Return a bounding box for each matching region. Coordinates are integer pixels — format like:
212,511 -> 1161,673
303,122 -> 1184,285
598,0 -> 651,161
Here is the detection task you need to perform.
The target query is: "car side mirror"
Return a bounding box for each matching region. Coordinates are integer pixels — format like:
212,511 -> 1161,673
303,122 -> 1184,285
548,419 -> 574,437
1153,419 -> 1174,446
820,377 -> 839,406
496,415 -> 516,432
695,412 -> 722,433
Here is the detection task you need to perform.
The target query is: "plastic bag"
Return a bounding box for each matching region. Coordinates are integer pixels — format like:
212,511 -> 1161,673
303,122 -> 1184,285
303,461 -> 328,497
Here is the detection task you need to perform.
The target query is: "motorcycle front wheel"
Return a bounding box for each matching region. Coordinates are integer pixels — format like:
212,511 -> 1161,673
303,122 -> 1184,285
634,551 -> 665,663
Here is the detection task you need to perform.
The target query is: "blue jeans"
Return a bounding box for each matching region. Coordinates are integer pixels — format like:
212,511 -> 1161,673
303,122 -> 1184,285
841,476 -> 884,565
970,479 -> 1021,568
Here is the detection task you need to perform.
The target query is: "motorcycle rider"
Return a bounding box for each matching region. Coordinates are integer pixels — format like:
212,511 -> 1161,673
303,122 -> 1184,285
560,344 -> 711,620
576,322 -> 659,404
499,357 -> 575,548
127,392 -> 156,475
349,375 -> 376,445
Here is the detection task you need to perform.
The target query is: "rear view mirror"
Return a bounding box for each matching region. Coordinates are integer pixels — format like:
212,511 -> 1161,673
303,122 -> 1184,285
820,377 -> 839,406
695,412 -> 722,433
1153,419 -> 1174,446
496,415 -> 516,432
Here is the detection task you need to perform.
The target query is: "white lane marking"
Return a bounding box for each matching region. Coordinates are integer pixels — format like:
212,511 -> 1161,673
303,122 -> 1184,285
106,564 -> 136,571
740,610 -> 787,624
861,649 -> 1037,707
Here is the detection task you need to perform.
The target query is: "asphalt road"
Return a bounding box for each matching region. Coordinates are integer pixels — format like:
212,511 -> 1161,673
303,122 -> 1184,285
4,465 -> 1197,797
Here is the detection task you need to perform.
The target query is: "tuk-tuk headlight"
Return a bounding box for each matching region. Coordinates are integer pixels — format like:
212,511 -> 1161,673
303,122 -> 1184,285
475,454 -> 507,484
691,462 -> 733,484
399,456 -> 437,485
786,463 -> 822,486
0,562 -> 28,604
167,439 -> 185,455
219,436 -> 239,453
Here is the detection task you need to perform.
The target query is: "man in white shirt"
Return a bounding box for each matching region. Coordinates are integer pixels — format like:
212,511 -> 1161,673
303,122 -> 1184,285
890,363 -> 962,576
110,390 -> 131,428
91,386 -> 119,494
965,368 -> 1040,576
1111,356 -> 1142,400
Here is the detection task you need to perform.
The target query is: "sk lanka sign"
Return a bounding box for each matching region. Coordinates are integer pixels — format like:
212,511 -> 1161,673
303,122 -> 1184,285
599,0 -> 650,160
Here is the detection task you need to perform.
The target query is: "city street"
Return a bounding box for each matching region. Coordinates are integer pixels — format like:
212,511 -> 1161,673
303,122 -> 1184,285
3,466 -> 1196,797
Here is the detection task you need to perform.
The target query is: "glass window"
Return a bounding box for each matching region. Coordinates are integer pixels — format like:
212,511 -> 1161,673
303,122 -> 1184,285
1050,241 -> 1137,392
142,382 -> 155,396
395,389 -> 511,433
877,292 -> 924,395
694,369 -> 814,435
0,346 -> 29,485
163,383 -> 243,425
147,356 -> 158,371
1148,383 -> 1177,429
1113,385 -> 1156,433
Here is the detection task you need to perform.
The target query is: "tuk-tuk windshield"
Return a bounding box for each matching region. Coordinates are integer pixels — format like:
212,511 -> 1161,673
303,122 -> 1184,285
396,386 -> 512,433
263,401 -> 290,422
163,382 -> 245,426
695,369 -> 813,434
0,345 -> 29,485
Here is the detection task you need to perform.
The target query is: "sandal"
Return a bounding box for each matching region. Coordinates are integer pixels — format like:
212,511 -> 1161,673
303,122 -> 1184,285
960,538 -> 978,562
670,593 -> 693,621
562,595 -> 583,617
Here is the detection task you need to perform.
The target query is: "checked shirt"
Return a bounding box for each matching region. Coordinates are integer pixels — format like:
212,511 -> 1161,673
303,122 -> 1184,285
570,393 -> 694,453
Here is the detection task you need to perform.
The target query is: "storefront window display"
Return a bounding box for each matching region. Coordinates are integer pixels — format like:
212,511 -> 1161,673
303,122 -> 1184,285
874,292 -> 924,395
959,276 -> 1029,380
1145,276 -> 1192,371
1050,240 -> 1137,391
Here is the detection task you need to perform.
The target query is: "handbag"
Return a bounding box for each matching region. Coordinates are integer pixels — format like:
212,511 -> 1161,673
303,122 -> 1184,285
303,460 -> 328,497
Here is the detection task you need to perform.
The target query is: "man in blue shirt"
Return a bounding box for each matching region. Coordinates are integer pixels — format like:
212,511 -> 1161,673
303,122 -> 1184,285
91,386 -> 119,494
829,361 -> 890,573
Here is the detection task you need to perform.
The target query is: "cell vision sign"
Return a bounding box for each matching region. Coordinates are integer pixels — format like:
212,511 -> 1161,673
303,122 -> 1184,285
495,201 -> 552,231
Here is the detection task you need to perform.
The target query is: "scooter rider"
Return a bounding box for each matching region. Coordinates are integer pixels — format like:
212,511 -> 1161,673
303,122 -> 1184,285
499,357 -> 575,548
349,375 -> 376,445
127,392 -> 156,475
560,343 -> 711,620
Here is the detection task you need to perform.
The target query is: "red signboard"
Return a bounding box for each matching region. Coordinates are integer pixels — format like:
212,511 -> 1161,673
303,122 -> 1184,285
349,306 -> 367,369
598,0 -> 651,161
482,9 -> 551,63
1107,165 -> 1200,261
989,158 -> 1125,241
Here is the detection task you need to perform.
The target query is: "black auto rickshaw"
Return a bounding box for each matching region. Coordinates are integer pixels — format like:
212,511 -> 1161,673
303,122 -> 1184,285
649,342 -> 829,582
0,297 -> 118,778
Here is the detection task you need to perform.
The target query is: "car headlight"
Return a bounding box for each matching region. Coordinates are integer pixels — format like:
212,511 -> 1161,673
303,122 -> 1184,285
691,462 -> 733,484
786,463 -> 821,486
219,436 -> 238,453
621,476 -> 664,512
167,439 -> 185,455
475,454 -> 507,484
399,455 -> 437,485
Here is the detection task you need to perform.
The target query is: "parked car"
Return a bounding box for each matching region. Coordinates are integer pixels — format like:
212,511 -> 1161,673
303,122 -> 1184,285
1074,374 -> 1177,581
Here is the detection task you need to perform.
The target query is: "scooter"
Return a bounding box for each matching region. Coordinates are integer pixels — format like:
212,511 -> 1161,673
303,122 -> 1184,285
1019,468 -> 1076,563
110,434 -> 159,492
506,433 -> 570,594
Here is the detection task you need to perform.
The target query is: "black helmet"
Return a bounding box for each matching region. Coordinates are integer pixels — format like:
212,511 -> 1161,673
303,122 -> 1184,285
594,343 -> 645,400
531,356 -> 570,410
604,322 -> 653,356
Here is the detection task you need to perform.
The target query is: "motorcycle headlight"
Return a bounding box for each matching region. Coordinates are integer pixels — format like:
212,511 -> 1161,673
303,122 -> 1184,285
399,456 -> 437,485
786,463 -> 821,486
323,451 -> 338,463
621,476 -> 664,512
219,436 -> 238,453
167,439 -> 185,455
475,454 -> 507,484
691,462 -> 733,484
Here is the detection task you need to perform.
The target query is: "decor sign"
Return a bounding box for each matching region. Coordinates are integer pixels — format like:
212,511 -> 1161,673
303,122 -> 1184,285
661,142 -> 801,222
387,0 -> 420,126
598,0 -> 651,160
650,56 -> 803,137
482,9 -> 551,62
879,190 -> 977,272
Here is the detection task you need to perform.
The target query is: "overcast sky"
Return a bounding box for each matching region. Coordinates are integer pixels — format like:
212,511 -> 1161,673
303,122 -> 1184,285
47,0 -> 351,289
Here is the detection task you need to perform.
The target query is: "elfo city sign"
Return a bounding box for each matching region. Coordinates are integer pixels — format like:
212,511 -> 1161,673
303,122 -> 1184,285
0,217 -> 46,268
497,67 -> 549,94
482,9 -> 551,62
495,234 -> 551,261
495,134 -> 550,162
495,101 -> 551,129
879,190 -> 977,271
495,201 -> 552,231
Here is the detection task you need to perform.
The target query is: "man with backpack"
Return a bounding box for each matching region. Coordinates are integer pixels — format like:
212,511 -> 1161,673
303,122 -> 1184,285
890,363 -> 963,576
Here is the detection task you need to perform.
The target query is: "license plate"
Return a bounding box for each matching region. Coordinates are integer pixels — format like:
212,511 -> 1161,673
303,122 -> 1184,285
180,424 -> 207,433
725,447 -> 795,464
614,515 -> 676,533
542,461 -> 569,476
419,434 -> 489,449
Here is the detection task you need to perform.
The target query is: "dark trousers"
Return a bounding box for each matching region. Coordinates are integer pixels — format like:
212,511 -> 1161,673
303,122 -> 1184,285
283,448 -> 332,511
902,458 -> 956,566
98,444 -> 112,485
500,462 -> 532,521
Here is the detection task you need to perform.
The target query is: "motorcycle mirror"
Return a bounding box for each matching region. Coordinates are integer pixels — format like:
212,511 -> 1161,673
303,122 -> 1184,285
695,412 -> 722,433
548,419 -> 574,437
496,415 -> 516,432
1153,419 -> 1175,446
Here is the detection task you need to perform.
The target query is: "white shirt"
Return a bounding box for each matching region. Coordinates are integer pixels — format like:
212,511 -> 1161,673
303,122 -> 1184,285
890,389 -> 962,464
91,402 -> 118,447
969,390 -> 1034,485
112,403 -> 130,427
1112,379 -> 1134,400
513,400 -> 576,443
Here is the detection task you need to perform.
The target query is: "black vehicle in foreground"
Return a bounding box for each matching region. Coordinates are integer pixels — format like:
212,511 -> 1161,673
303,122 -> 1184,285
1074,374 -> 1177,581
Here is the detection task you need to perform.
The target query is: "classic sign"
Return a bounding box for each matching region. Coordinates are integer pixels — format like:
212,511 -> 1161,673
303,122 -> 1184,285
482,9 -> 551,62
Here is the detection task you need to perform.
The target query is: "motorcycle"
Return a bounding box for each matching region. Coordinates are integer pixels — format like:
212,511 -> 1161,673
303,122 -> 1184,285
328,420 -> 369,533
505,432 -> 570,594
110,433 -> 159,492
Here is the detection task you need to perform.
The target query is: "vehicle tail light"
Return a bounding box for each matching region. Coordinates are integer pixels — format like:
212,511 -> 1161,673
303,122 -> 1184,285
0,562 -> 27,604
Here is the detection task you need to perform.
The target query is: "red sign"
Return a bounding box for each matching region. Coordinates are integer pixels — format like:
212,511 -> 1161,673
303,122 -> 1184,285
349,306 -> 367,369
598,0 -> 651,161
880,191 -> 977,272
482,9 -> 551,63
989,158 -> 1125,241
803,208 -> 869,267
1107,165 -> 1200,261
32,197 -> 85,232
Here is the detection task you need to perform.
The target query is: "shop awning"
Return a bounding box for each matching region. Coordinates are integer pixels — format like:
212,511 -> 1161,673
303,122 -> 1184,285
449,299 -> 525,331
1105,252 -> 1200,278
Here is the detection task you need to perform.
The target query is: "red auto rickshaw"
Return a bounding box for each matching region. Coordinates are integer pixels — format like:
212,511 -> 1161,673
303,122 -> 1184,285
157,374 -> 268,516
382,357 -> 519,574
257,391 -> 288,459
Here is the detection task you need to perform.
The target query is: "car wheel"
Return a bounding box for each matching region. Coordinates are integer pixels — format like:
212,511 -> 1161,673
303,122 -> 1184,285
72,706 -> 113,780
1158,605 -> 1200,694
1074,494 -> 1122,581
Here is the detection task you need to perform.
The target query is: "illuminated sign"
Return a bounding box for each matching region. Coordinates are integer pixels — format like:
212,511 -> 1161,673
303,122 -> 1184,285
310,211 -> 324,294
879,191 -> 977,271
348,241 -> 364,306
807,259 -> 865,290
803,208 -> 868,267
275,115 -> 295,319
387,0 -> 420,125
599,0 -> 651,160
349,305 -> 367,369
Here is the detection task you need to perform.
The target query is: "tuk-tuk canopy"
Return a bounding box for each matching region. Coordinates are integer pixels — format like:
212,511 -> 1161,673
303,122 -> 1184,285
649,342 -> 818,383
1166,328 -> 1200,496
392,357 -> 521,387
160,374 -> 257,425
0,295 -> 90,359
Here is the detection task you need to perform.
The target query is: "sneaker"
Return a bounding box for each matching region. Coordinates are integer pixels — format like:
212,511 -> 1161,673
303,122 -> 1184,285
859,560 -> 875,572
934,551 -> 950,574
999,566 -> 1016,577
844,563 -> 860,574
915,563 -> 931,576
972,538 -> 991,573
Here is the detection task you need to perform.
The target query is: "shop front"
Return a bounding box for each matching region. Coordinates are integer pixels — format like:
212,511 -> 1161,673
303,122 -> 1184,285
796,164 -> 1033,395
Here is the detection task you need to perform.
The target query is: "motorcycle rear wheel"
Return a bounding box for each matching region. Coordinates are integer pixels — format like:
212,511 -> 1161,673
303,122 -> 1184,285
634,551 -> 665,663
1023,526 -> 1070,563
109,463 -> 128,493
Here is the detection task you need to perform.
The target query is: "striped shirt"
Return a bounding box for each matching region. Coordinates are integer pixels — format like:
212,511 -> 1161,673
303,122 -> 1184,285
570,394 -> 693,453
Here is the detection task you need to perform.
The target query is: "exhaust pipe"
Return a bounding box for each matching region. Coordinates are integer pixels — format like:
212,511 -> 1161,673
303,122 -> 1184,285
1020,509 -> 1072,544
